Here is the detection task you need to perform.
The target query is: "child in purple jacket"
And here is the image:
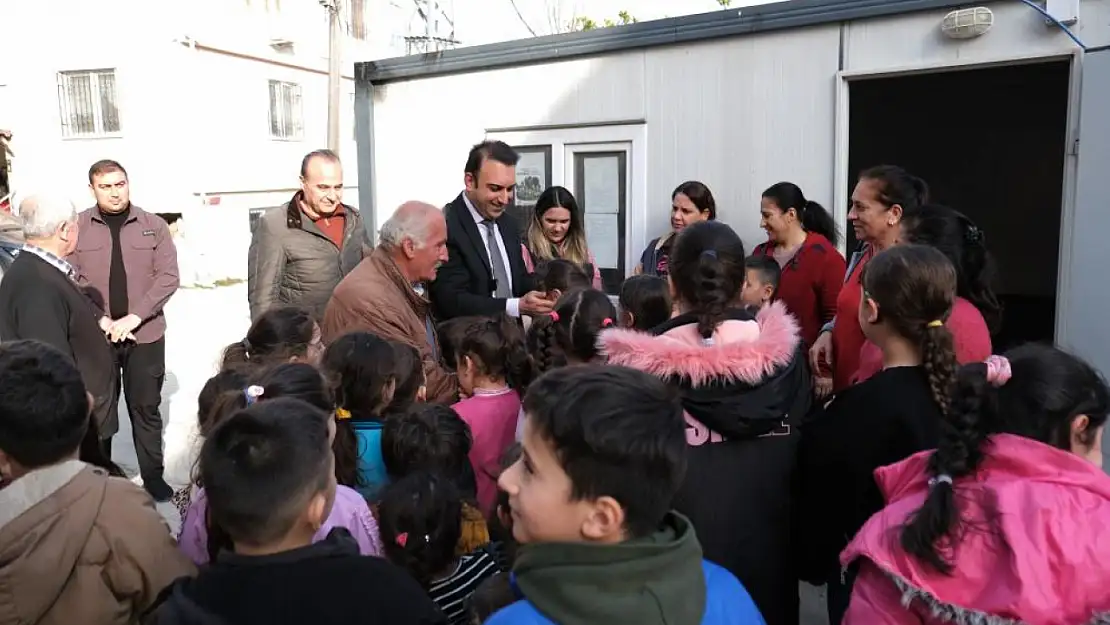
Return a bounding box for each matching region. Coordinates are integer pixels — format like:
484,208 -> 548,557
178,363 -> 382,565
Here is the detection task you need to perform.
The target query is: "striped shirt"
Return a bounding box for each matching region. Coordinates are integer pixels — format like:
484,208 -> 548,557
428,548 -> 501,625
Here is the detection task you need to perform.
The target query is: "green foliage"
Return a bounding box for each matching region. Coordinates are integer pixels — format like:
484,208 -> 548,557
568,10 -> 637,31
717,0 -> 733,6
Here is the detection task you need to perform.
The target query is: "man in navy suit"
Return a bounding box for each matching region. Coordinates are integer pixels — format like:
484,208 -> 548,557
431,141 -> 554,320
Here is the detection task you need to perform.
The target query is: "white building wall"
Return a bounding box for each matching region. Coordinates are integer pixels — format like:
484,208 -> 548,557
1,0 -> 376,281
367,0 -> 1110,252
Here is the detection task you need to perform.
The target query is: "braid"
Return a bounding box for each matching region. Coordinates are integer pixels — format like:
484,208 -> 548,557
527,316 -> 566,375
694,253 -> 730,340
901,363 -> 993,574
921,324 -> 958,414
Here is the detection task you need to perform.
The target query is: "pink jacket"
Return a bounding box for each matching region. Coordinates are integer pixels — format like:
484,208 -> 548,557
841,434 -> 1110,625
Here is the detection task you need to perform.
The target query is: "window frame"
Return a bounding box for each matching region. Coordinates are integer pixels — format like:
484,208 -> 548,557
268,79 -> 304,141
56,68 -> 122,139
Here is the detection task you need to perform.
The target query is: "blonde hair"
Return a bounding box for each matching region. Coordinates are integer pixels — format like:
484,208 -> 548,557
526,186 -> 589,266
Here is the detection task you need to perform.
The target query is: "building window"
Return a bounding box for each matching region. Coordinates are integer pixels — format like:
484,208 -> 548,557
346,0 -> 367,40
57,69 -> 121,138
268,80 -> 303,140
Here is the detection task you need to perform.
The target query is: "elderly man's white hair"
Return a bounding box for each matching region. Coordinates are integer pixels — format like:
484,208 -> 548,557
378,201 -> 441,249
19,193 -> 77,240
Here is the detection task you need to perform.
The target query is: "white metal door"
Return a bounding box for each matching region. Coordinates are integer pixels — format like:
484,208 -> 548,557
1057,46 -> 1110,470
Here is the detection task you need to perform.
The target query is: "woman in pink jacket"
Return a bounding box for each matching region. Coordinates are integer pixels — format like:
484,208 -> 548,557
842,344 -> 1110,624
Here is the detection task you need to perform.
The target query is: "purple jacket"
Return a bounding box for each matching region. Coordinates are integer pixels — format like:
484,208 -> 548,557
178,484 -> 384,565
68,205 -> 179,343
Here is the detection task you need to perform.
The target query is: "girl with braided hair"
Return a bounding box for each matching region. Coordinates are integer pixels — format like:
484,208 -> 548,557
843,343 -> 1110,623
601,220 -> 809,625
794,244 -> 959,623
525,287 -> 615,375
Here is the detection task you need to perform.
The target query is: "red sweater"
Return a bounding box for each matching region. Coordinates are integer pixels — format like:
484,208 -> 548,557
851,297 -> 992,386
754,233 -> 847,350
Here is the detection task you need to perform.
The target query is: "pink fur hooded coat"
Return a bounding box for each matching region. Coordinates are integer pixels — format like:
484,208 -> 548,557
599,302 -> 811,625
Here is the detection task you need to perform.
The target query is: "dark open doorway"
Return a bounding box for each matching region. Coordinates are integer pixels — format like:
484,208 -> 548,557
846,60 -> 1072,351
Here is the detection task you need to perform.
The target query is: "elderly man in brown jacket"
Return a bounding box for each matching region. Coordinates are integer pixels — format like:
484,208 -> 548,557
322,201 -> 457,403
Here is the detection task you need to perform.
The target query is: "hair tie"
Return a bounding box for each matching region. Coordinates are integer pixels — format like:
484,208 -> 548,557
701,249 -> 718,259
928,474 -> 953,488
601,318 -> 613,328
396,532 -> 408,547
244,385 -> 265,405
241,338 -> 252,359
335,407 -> 352,420
984,355 -> 1012,387
964,225 -> 984,244
549,311 -> 560,322
926,320 -> 944,328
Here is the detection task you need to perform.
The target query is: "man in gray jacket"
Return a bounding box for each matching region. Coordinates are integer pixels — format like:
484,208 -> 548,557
248,150 -> 369,320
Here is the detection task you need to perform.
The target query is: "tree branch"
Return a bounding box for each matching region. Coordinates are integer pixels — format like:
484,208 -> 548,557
507,0 -> 538,36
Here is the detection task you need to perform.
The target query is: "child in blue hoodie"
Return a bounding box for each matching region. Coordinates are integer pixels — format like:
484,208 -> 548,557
488,364 -> 766,625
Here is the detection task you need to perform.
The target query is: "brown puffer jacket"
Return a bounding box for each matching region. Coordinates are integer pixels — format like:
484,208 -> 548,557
0,462 -> 196,625
247,192 -> 369,321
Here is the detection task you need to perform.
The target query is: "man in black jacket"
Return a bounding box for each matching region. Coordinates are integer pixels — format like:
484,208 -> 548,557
430,140 -> 553,320
0,193 -> 114,434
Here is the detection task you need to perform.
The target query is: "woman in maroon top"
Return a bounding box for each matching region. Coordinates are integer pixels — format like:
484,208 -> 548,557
753,183 -> 846,349
809,166 -> 930,394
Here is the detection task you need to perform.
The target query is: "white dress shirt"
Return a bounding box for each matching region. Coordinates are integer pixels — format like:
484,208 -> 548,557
461,193 -> 520,318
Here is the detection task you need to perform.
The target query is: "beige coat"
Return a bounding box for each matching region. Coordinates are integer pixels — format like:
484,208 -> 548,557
0,462 -> 195,625
321,246 -> 457,404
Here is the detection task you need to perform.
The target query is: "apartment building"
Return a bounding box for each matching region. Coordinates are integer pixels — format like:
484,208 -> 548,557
0,0 -> 407,279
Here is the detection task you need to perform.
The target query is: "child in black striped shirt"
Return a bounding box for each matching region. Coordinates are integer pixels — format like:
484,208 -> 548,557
379,472 -> 502,625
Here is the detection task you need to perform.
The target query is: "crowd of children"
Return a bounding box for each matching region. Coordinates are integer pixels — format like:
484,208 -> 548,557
1,174 -> 1109,624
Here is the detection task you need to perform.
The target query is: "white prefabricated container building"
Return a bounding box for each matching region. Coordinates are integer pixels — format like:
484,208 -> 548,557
355,0 -> 1110,393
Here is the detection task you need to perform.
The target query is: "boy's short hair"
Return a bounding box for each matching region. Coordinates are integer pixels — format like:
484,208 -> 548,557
199,398 -> 333,548
523,365 -> 686,538
745,255 -> 781,295
382,404 -> 476,495
0,340 -> 89,467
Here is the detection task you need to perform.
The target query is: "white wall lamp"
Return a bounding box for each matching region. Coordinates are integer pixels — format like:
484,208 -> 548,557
941,7 -> 994,39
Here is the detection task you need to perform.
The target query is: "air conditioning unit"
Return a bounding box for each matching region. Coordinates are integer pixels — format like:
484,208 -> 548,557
268,20 -> 297,50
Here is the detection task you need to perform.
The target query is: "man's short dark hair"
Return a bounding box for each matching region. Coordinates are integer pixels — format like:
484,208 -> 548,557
300,149 -> 340,178
523,365 -> 686,537
745,255 -> 782,294
464,141 -> 520,177
0,340 -> 89,467
88,159 -> 127,184
199,398 -> 333,548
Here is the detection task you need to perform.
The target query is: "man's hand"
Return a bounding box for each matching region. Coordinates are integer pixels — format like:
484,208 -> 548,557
520,291 -> 555,316
108,314 -> 142,343
99,316 -> 113,333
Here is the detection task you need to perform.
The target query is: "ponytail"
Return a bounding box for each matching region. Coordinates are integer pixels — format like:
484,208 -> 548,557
799,200 -> 840,247
921,322 -> 958,415
694,251 -> 730,340
220,339 -> 250,369
527,313 -> 567,374
900,363 -> 993,574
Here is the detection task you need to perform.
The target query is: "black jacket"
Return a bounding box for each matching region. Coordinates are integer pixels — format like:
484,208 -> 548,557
430,194 -> 532,320
601,303 -> 811,625
0,252 -> 116,434
147,529 -> 446,625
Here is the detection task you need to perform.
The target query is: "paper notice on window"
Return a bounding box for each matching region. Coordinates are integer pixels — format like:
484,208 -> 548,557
585,213 -> 620,269
583,156 -> 620,214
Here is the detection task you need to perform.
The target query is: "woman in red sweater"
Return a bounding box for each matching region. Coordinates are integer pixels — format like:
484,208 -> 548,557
852,205 -> 1000,384
809,166 -> 930,393
753,183 -> 846,391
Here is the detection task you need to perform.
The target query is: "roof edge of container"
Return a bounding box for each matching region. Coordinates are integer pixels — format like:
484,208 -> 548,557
357,0 -> 977,85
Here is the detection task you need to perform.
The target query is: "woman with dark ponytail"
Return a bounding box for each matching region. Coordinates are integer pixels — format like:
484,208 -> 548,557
809,165 -> 930,394
602,220 -> 810,625
842,343 -> 1110,623
753,182 -> 847,353
853,204 -> 998,384
794,244 -> 958,623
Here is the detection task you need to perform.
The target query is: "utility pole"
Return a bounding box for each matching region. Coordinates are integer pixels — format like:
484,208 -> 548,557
325,0 -> 342,154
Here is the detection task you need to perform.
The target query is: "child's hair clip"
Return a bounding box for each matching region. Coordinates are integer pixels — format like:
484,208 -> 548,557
601,318 -> 613,328
550,311 -> 560,322
335,407 -> 352,420
244,385 -> 265,405
396,532 -> 409,547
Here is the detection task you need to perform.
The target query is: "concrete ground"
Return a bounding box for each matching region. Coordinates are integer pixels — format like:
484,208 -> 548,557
111,282 -> 829,623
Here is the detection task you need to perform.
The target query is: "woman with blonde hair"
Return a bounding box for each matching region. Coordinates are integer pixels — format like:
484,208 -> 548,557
521,186 -> 602,289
